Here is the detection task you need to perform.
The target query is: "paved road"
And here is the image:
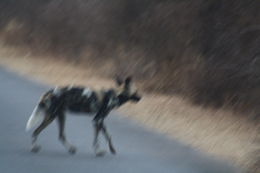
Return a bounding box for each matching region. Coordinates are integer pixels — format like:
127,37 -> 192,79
0,67 -> 240,173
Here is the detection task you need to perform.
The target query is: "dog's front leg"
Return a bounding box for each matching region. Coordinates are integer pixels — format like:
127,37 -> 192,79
92,92 -> 112,156
101,122 -> 116,154
92,120 -> 106,157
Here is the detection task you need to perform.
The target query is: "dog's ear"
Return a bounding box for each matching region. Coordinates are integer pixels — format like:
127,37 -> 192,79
115,76 -> 124,86
124,76 -> 132,89
125,76 -> 132,84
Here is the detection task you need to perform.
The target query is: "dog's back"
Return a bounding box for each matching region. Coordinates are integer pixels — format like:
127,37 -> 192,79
40,86 -> 104,114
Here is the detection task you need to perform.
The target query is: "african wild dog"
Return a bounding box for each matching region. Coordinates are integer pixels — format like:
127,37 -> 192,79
26,76 -> 141,156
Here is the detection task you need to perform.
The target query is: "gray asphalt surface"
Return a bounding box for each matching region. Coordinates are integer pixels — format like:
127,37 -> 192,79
0,67 -> 240,173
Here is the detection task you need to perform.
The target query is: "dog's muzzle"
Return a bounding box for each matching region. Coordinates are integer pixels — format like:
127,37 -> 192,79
131,94 -> 142,102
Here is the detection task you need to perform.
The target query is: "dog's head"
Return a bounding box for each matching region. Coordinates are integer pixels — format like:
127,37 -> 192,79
115,76 -> 142,105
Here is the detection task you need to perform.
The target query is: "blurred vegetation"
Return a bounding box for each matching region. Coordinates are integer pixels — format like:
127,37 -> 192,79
0,0 -> 260,114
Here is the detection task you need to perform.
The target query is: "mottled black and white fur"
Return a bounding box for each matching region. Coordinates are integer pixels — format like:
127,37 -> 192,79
26,76 -> 141,156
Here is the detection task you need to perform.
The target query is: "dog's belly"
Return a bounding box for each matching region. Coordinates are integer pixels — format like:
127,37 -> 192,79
67,109 -> 95,116
67,103 -> 98,114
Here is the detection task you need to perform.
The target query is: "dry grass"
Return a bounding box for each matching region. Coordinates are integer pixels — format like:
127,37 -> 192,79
0,45 -> 259,172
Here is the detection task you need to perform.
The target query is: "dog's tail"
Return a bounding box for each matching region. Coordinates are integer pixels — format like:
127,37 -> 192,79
26,105 -> 44,131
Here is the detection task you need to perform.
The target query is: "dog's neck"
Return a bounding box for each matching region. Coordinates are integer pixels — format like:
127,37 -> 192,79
117,94 -> 129,107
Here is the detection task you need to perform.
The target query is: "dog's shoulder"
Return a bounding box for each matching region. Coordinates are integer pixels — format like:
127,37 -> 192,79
92,88 -> 119,102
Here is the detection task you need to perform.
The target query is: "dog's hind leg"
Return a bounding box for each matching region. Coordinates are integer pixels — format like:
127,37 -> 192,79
31,115 -> 55,153
57,114 -> 76,154
101,123 -> 116,154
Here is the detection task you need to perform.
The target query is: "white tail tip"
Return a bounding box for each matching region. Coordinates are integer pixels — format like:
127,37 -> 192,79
26,105 -> 44,131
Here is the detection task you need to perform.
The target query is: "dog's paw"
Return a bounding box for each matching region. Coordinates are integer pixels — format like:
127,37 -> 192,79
68,146 -> 77,155
95,149 -> 106,157
31,145 -> 41,153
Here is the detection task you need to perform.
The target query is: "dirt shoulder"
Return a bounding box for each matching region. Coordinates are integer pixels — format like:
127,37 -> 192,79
0,45 -> 259,172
